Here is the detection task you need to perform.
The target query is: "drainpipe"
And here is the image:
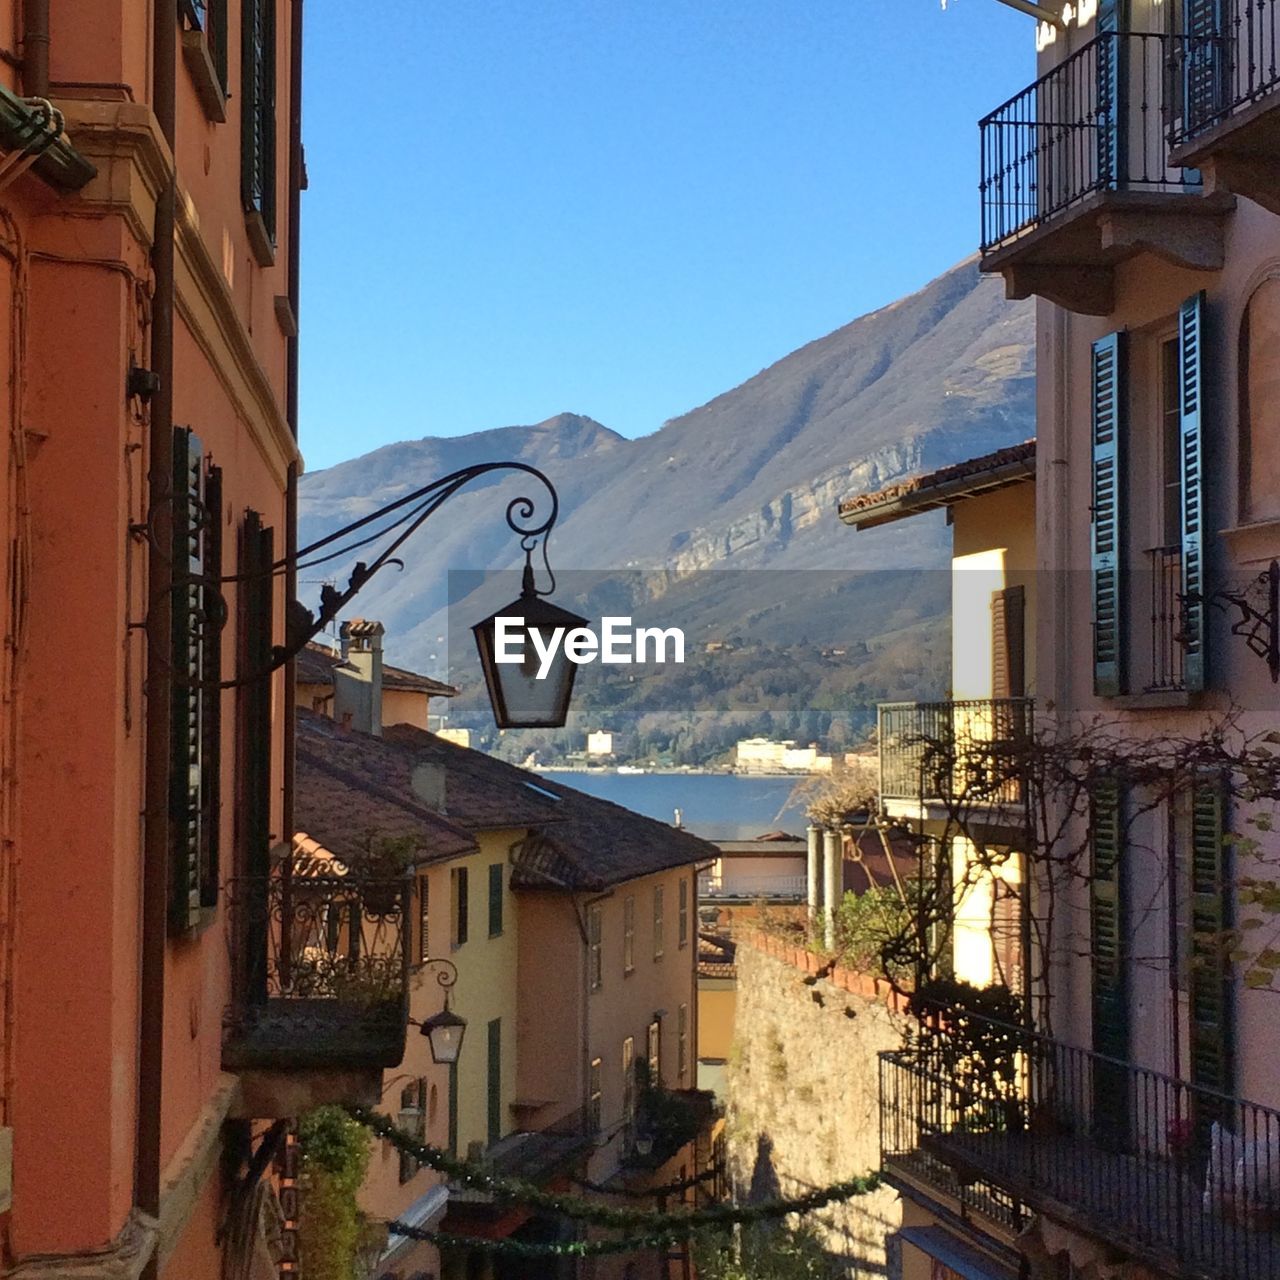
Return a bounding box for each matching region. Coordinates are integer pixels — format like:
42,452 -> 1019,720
281,0 -> 304,837
137,0 -> 176,1269
22,0 -> 48,97
806,824 -> 822,925
821,828 -> 841,952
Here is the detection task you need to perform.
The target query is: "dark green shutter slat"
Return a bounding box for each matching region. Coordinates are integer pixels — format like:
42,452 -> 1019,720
1189,780 -> 1233,1116
1184,0 -> 1228,135
1091,777 -> 1130,1139
170,429 -> 205,933
1092,332 -> 1127,696
240,0 -> 276,241
486,1018 -> 502,1148
1095,0 -> 1127,188
1179,292 -> 1207,691
488,862 -> 503,936
200,463 -> 223,909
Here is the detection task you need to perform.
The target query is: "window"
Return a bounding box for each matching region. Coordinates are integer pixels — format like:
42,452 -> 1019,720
487,1019 -> 503,1148
623,895 -> 635,973
451,866 -> 469,947
677,1004 -> 689,1084
1161,336 -> 1184,546
647,1019 -> 661,1087
447,1061 -> 459,1156
588,904 -> 602,992
653,885 -> 665,960
170,430 -> 223,933
678,877 -> 689,948
588,1057 -> 602,1135
1240,275 -> 1280,524
622,1037 -> 635,1138
417,876 -> 430,964
397,1080 -> 426,1183
488,862 -> 504,937
179,0 -> 229,120
240,0 -> 277,262
239,509 -> 273,894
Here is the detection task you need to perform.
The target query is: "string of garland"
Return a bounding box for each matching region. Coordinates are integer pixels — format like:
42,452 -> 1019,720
348,1104 -> 881,1232
385,1219 -> 700,1259
571,1164 -> 719,1198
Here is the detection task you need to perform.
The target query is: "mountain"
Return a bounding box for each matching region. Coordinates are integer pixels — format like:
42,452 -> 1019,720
298,257 -> 1034,732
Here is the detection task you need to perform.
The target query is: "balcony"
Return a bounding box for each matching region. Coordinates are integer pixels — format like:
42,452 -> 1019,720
1169,2 -> 1280,213
223,858 -> 409,1115
698,870 -> 808,901
880,1016 -> 1280,1280
980,31 -> 1230,315
877,698 -> 1033,820
1143,544 -> 1189,693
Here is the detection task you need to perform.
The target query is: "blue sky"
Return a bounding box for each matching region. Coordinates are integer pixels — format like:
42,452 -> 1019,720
298,1 -> 1033,471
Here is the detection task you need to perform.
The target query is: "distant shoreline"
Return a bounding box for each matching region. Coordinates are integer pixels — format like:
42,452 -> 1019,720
534,765 -> 825,778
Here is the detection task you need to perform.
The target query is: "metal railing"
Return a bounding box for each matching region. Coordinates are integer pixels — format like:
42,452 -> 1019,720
698,871 -> 808,899
1146,544 -> 1188,692
223,858 -> 409,1072
1172,1 -> 1280,144
880,1014 -> 1280,1280
878,698 -> 1033,805
981,31 -> 1200,253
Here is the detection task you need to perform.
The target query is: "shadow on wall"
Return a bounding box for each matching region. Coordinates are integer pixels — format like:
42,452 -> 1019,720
748,1132 -> 782,1203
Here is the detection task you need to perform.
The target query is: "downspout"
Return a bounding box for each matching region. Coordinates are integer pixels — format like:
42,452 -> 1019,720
137,0 -> 176,1269
21,0 -> 48,97
281,0 -> 303,839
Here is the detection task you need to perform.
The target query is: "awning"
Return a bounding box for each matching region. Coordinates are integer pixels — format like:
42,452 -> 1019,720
898,1225 -> 1019,1280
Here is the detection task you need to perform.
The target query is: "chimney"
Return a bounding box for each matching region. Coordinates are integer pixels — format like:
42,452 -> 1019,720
333,618 -> 385,736
410,761 -> 447,813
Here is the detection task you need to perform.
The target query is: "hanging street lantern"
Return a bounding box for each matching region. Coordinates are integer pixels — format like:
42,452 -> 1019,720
472,561 -> 589,729
420,1000 -> 467,1066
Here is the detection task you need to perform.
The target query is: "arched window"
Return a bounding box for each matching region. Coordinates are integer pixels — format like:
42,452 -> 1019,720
1240,276 -> 1280,524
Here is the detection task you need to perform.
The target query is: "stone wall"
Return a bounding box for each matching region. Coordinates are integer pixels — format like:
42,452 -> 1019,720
726,934 -> 905,1279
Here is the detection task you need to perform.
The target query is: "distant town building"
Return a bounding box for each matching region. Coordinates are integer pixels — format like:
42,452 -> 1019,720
586,730 -> 614,756
734,738 -> 832,772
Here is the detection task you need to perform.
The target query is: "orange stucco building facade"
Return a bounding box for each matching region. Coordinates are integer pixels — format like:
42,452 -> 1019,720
0,2 -> 304,1275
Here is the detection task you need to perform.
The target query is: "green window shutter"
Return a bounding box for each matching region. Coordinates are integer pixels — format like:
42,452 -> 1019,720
1091,777 -> 1128,1058
1189,779 -> 1233,1104
488,862 -> 503,936
1184,0 -> 1228,135
240,0 -> 276,240
447,1062 -> 458,1156
199,462 -> 223,909
1095,0 -> 1129,188
1092,332 -> 1127,696
1179,292 -> 1207,691
170,429 -> 206,933
486,1018 -> 502,1148
455,866 -> 469,945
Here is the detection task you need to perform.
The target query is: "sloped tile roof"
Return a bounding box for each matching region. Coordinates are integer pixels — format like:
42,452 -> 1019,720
838,440 -> 1035,529
295,642 -> 457,698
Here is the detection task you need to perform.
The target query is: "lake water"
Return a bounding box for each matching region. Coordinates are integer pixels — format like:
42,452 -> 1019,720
540,771 -> 810,840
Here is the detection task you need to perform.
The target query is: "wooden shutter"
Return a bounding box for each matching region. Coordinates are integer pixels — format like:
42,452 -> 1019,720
487,862 -> 503,936
991,584 -> 1026,700
1189,779 -> 1233,1105
1179,292 -> 1207,691
170,429 -> 207,932
1092,332 -> 1127,696
240,0 -> 276,239
486,1018 -> 502,1148
1092,777 -> 1130,1138
1184,0 -> 1228,136
199,462 -> 223,909
238,512 -> 274,885
1095,0 -> 1127,188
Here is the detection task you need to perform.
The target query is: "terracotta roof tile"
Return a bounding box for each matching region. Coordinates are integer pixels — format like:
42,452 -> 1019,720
838,439 -> 1035,529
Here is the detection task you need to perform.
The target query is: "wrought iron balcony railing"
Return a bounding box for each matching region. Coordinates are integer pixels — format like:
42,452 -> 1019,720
1171,1 -> 1280,145
223,859 -> 410,1072
877,698 -> 1033,806
880,1015 -> 1280,1280
981,31 -> 1199,254
1146,544 -> 1189,692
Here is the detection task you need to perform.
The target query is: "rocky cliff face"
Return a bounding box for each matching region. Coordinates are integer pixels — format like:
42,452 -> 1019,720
298,258 -> 1033,670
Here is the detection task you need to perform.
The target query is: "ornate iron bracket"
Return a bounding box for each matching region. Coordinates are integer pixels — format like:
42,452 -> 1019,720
1208,560 -> 1280,684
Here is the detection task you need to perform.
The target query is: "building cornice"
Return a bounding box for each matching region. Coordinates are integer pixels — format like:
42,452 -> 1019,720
55,99 -> 300,480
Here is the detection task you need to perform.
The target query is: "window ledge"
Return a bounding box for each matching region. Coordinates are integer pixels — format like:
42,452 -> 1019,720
1111,689 -> 1208,710
245,210 -> 275,267
1220,518 -> 1280,566
180,29 -> 227,124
